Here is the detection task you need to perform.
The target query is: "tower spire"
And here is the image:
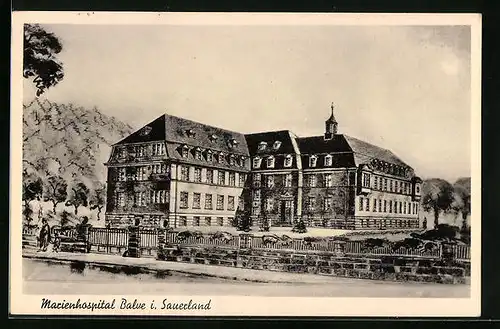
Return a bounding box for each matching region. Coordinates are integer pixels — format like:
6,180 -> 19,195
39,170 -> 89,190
324,102 -> 338,140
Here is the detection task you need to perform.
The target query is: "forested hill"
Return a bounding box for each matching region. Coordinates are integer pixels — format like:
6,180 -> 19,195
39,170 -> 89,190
22,99 -> 134,188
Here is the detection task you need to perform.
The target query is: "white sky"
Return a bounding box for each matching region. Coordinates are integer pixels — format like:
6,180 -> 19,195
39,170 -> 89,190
23,24 -> 472,183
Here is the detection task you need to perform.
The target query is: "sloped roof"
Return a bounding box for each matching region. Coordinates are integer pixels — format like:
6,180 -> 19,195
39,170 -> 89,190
164,114 -> 249,156
245,130 -> 298,155
343,135 -> 409,167
116,114 -> 249,156
116,115 -> 166,145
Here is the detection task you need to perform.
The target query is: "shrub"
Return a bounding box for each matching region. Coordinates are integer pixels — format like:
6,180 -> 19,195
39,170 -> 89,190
292,219 -> 307,233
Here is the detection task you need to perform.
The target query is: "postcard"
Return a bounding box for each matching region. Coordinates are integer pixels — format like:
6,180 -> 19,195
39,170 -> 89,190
10,11 -> 481,317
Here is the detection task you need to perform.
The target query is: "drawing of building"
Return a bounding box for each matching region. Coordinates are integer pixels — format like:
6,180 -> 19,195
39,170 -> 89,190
105,104 -> 422,230
104,114 -> 250,228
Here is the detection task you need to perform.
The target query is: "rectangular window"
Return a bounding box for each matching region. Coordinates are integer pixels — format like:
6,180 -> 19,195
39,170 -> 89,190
205,194 -> 213,210
373,199 -> 377,212
195,150 -> 202,160
378,199 -> 382,212
404,202 -> 407,214
150,190 -> 168,204
206,151 -> 213,162
217,217 -> 224,226
206,169 -> 213,184
253,174 -> 261,187
229,156 -> 235,166
265,198 -> 273,211
383,178 -> 387,191
362,173 -> 370,188
229,172 -> 236,186
218,171 -> 225,185
193,216 -> 200,226
308,197 -> 315,211
116,147 -> 125,159
180,166 -> 189,181
365,198 -> 370,211
308,175 -> 317,187
206,217 -> 212,226
253,157 -> 261,169
179,216 -> 187,226
389,180 -> 393,192
180,192 -> 188,209
359,197 -> 364,211
284,174 -> 293,187
266,157 -> 275,168
116,192 -> 125,207
266,175 -> 274,188
193,193 -> 201,209
324,174 -> 333,187
323,197 -> 332,211
416,204 -> 419,215
135,167 -> 146,181
152,143 -> 165,156
324,155 -> 333,166
284,155 -> 293,167
309,156 -> 317,167
389,200 -> 393,213
118,168 -> 126,182
194,168 -> 202,183
218,154 -> 225,164
399,201 -> 403,213
134,192 -> 146,206
228,196 -> 235,211
253,190 -> 261,201
239,173 -> 246,187
217,195 -> 224,210
383,200 -> 387,213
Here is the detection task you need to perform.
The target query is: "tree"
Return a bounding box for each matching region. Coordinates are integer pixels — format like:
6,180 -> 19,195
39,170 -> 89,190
89,182 -> 106,221
452,177 -> 471,232
421,178 -> 455,228
66,182 -> 89,215
23,24 -> 64,96
22,171 -> 43,224
43,175 -> 68,213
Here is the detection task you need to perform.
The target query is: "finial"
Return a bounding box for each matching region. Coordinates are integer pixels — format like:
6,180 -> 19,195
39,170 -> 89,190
331,102 -> 334,112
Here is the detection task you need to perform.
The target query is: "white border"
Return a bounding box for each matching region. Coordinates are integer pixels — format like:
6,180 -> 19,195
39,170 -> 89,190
10,12 -> 482,317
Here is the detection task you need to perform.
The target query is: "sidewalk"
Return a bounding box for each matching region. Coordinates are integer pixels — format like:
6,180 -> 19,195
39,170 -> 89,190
22,249 -> 363,284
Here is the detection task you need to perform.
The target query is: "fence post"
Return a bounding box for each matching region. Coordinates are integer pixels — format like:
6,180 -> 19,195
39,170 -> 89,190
106,227 -> 111,253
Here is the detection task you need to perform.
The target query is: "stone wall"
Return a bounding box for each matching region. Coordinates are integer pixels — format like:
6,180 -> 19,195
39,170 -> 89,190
158,245 -> 470,284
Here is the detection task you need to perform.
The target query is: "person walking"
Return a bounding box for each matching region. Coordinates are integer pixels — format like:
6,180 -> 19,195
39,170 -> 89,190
422,217 -> 427,230
38,219 -> 51,252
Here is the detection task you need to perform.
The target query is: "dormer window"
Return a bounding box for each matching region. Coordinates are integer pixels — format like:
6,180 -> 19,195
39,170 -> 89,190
229,139 -> 239,148
266,156 -> 275,168
253,157 -> 262,169
272,141 -> 282,150
258,141 -> 267,151
185,129 -> 196,137
206,150 -> 213,162
194,147 -> 202,160
324,154 -> 333,166
116,147 -> 126,159
218,152 -> 225,164
209,134 -> 218,142
229,155 -> 236,166
140,126 -> 152,136
239,156 -> 245,167
284,154 -> 293,167
309,155 -> 318,168
181,145 -> 189,158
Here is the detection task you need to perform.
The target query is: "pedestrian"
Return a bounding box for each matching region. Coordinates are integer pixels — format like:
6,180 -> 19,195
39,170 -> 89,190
422,217 -> 427,230
52,231 -> 61,253
38,219 -> 51,252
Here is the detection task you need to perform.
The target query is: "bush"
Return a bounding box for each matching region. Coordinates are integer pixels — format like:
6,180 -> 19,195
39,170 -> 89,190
292,220 -> 307,233
416,224 -> 460,242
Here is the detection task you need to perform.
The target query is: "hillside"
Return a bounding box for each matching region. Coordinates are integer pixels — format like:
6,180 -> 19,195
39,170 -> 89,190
23,99 -> 134,186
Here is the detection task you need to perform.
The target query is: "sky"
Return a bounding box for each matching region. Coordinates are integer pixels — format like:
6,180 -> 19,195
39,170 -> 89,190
23,24 -> 472,183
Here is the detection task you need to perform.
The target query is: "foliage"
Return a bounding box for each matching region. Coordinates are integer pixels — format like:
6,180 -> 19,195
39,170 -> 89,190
452,177 -> 471,230
292,219 -> 307,233
362,238 -> 390,249
259,212 -> 270,232
59,210 -> 72,227
421,178 -> 455,227
42,175 -> 68,213
66,182 -> 89,215
24,24 -> 64,96
411,224 -> 460,242
22,171 -> 43,204
89,182 -> 106,220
